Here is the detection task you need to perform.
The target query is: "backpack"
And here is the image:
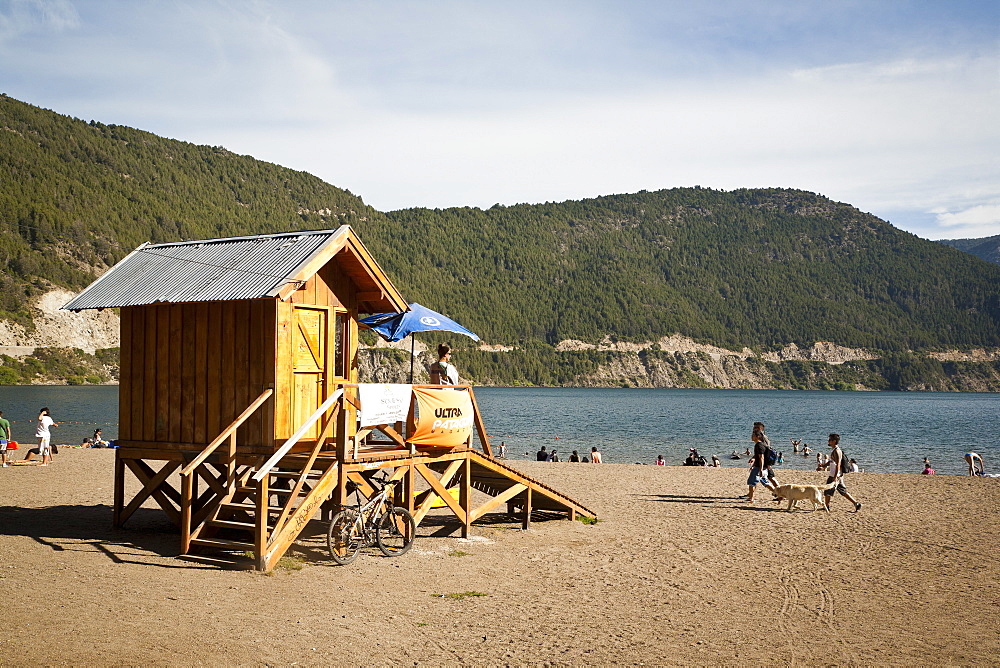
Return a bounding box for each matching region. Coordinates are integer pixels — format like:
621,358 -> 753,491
837,449 -> 851,476
764,445 -> 778,467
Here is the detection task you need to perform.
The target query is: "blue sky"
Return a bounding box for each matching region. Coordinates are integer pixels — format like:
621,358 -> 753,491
1,0 -> 998,239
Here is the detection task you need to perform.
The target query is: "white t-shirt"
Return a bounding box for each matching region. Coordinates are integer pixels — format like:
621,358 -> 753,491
439,361 -> 459,385
36,415 -> 54,438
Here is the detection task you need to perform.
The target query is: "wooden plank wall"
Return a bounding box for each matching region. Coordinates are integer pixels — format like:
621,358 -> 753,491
273,260 -> 358,441
118,300 -> 277,449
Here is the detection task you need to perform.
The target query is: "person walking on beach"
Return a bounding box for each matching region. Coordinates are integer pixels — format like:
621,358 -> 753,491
590,446 -> 603,464
497,441 -> 506,458
35,407 -> 56,466
757,422 -> 779,488
824,433 -> 861,512
745,424 -> 774,502
964,452 -> 985,476
0,410 -> 11,467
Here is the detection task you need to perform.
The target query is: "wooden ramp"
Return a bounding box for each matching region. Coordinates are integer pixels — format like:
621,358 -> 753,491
464,451 -> 597,526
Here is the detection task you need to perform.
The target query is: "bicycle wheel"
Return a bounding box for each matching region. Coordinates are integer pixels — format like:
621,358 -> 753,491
327,509 -> 362,565
376,506 -> 416,557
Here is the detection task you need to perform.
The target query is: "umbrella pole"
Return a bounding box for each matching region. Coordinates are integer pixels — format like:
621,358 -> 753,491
410,336 -> 415,383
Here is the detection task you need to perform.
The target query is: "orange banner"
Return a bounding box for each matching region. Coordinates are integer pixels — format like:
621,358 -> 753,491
409,388 -> 474,448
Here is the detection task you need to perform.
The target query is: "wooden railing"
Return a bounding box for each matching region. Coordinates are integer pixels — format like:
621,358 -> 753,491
179,389 -> 273,553
252,387 -> 344,570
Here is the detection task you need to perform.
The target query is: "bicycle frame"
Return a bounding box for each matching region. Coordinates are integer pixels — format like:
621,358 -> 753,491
344,478 -> 398,543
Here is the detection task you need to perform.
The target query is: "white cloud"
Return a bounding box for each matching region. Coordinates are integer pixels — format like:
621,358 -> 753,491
933,204 -> 1000,239
0,0 -> 79,42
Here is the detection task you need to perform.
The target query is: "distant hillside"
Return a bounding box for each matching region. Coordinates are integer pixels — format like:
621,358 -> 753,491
938,234 -> 1000,266
3,93 -> 1000,390
0,93 -> 379,328
356,190 -> 1000,351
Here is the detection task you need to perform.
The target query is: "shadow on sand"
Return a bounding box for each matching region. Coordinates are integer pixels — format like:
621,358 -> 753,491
0,504 -> 196,568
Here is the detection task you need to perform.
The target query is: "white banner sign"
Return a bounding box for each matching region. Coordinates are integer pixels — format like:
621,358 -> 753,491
357,383 -> 413,428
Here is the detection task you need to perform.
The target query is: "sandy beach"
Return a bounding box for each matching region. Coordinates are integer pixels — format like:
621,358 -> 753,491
1,447 -> 998,666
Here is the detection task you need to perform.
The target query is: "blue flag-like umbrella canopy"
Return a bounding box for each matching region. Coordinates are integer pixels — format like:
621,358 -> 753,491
360,303 -> 480,343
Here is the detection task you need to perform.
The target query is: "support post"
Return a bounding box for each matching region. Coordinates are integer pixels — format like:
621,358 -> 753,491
461,454 -> 472,538
522,487 -> 532,531
255,475 -> 269,570
113,449 -> 125,527
405,464 -> 416,513
180,473 -> 192,554
334,394 -> 349,510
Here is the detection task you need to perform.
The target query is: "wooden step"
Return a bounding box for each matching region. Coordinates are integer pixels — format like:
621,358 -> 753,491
236,485 -> 298,495
189,537 -> 254,551
177,554 -> 256,570
207,518 -> 265,532
221,501 -> 283,512
269,470 -> 323,479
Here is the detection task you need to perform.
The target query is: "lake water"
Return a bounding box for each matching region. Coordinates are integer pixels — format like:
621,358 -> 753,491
0,386 -> 995,476
473,387 -> 998,476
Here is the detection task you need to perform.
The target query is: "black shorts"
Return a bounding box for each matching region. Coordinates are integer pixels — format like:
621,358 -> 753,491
824,476 -> 848,496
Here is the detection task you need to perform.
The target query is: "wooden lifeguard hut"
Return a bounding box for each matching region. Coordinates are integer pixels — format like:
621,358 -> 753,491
64,226 -> 595,570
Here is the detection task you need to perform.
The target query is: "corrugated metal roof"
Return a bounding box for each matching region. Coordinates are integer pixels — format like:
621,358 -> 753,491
63,228 -> 348,310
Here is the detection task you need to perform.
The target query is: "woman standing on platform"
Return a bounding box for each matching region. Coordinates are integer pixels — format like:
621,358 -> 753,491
429,343 -> 459,385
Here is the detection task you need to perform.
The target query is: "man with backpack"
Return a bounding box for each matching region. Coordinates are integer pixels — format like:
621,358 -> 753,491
824,433 -> 862,512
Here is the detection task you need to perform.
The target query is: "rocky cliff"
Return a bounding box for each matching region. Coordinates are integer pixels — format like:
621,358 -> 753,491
4,289 -> 999,391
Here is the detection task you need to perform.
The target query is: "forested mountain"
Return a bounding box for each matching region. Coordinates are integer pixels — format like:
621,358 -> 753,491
358,193 -> 1000,351
938,234 -> 1000,266
2,94 -> 1000,389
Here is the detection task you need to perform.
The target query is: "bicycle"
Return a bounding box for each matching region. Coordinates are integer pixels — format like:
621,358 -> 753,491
327,474 -> 416,565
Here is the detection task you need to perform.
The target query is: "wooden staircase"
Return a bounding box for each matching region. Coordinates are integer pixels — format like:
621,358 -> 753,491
181,464 -> 335,569
179,389 -> 347,571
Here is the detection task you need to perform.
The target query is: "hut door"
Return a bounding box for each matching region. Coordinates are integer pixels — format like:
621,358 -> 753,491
292,306 -> 327,439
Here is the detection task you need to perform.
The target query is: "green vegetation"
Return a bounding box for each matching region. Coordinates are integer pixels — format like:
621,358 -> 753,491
447,549 -> 471,557
3,94 -> 1000,390
938,234 -> 1000,266
577,516 -> 600,525
358,191 -> 1000,351
432,591 -> 488,600
0,348 -> 118,385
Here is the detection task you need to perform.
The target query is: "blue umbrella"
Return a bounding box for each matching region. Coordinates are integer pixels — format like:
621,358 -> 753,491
360,303 -> 480,382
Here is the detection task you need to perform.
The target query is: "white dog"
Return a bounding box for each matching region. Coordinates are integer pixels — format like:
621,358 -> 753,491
769,480 -> 838,512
